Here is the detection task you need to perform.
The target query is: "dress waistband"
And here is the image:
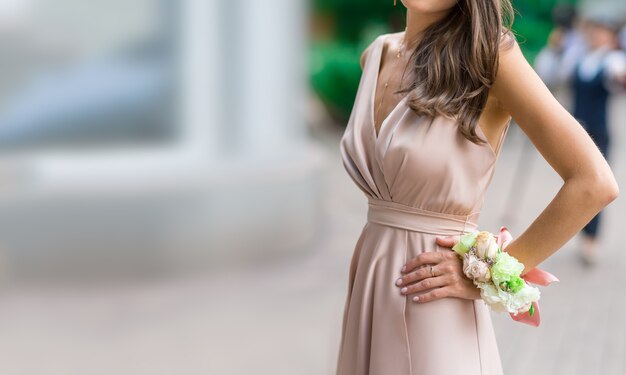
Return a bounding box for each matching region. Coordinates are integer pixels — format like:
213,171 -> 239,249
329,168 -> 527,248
367,197 -> 479,236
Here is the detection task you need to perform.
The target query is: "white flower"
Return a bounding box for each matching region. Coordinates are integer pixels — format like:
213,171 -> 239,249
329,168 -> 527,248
475,231 -> 499,261
506,284 -> 541,315
478,281 -> 541,315
486,240 -> 499,260
478,283 -> 508,313
463,253 -> 491,282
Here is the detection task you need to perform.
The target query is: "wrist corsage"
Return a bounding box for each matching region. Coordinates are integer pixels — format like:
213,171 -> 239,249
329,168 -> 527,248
452,226 -> 559,327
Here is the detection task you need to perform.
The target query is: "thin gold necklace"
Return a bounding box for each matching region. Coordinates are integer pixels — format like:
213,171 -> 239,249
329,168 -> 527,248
374,36 -> 410,136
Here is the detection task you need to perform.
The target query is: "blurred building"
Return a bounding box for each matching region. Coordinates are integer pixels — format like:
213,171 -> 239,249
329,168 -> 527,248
0,0 -> 326,281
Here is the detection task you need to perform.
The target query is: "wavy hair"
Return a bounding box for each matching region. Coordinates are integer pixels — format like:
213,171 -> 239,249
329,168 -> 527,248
396,0 -> 516,145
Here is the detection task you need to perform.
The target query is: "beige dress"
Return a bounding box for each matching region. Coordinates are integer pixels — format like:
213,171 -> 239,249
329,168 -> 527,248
336,34 -> 511,375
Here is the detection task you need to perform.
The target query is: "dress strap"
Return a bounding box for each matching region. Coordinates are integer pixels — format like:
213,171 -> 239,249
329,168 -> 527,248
494,120 -> 511,156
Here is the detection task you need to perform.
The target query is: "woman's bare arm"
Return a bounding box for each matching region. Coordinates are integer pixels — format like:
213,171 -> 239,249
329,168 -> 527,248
490,39 -> 619,275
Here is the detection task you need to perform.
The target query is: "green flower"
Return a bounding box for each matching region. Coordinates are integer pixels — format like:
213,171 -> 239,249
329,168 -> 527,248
490,252 -> 524,289
506,275 -> 525,293
452,231 -> 478,255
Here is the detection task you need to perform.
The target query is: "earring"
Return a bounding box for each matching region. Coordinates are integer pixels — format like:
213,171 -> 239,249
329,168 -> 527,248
394,0 -> 397,5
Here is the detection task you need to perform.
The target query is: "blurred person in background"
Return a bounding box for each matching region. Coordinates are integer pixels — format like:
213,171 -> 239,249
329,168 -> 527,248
534,3 -> 586,88
336,0 -> 618,373
535,13 -> 626,266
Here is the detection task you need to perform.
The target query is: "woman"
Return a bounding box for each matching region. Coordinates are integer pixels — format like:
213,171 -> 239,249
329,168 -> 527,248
336,1 -> 619,374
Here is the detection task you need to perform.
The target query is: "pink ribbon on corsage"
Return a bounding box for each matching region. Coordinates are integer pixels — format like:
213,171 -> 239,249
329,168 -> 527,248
496,226 -> 559,327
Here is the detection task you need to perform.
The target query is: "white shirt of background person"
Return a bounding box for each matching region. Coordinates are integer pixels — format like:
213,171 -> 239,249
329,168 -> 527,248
535,31 -> 626,93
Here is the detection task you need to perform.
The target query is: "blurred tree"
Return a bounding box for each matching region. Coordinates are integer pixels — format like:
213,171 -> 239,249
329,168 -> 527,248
310,0 -> 578,123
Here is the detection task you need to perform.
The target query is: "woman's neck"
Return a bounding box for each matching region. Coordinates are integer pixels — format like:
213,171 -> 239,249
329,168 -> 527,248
404,9 -> 453,48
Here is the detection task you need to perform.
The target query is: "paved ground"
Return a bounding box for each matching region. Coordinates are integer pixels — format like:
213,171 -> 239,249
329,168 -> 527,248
0,91 -> 624,374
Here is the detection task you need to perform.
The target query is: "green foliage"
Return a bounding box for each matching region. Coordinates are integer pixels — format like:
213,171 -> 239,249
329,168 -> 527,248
310,41 -> 363,121
511,0 -> 578,62
310,22 -> 389,121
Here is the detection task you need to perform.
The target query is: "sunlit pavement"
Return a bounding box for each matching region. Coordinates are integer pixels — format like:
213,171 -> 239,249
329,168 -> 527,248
0,93 -> 624,374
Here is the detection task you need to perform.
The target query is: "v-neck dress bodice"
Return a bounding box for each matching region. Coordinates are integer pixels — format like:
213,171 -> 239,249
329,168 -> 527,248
336,34 -> 510,375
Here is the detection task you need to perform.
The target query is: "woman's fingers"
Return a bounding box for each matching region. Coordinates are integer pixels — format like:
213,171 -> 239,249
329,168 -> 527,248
401,249 -> 456,274
396,256 -> 480,303
395,266 -> 431,287
400,237 -> 459,274
399,275 -> 450,296
435,235 -> 458,248
412,286 -> 453,303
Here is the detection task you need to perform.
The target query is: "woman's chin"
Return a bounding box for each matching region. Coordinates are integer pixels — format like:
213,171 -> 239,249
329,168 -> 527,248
401,0 -> 458,14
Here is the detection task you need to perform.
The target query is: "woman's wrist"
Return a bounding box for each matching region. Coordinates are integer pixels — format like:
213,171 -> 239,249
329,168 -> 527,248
452,229 -> 540,316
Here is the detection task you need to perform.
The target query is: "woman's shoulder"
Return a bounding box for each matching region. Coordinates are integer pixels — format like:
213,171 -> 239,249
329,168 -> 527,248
487,32 -> 524,113
360,32 -> 402,69
360,34 -> 383,70
495,30 -> 525,78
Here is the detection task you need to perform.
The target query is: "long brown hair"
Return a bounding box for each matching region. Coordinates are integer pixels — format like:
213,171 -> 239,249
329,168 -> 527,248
397,0 -> 516,145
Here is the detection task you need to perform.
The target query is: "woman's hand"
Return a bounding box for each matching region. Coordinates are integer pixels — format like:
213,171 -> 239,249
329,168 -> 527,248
394,236 -> 481,303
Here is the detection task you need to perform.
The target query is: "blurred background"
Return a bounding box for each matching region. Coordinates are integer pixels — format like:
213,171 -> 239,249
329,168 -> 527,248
0,0 -> 625,374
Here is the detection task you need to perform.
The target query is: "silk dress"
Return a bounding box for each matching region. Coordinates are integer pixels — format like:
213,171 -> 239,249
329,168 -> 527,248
336,33 -> 511,375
